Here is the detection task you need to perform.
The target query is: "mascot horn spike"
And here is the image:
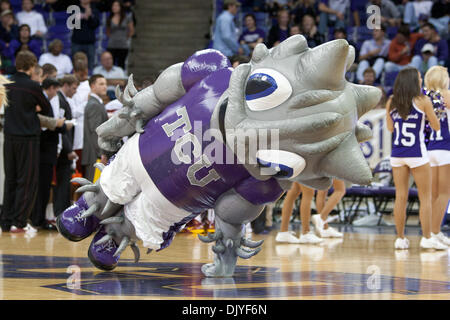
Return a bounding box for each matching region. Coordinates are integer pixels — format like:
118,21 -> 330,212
56,35 -> 381,277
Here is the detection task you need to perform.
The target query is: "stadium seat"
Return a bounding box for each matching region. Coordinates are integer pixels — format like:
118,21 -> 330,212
384,71 -> 399,88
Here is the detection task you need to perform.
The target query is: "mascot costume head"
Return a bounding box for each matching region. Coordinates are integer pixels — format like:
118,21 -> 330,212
56,35 -> 381,277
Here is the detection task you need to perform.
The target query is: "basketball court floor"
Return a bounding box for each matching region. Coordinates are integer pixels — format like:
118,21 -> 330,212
0,220 -> 449,300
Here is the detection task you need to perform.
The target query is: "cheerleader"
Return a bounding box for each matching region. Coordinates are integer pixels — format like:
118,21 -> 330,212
275,182 -> 322,244
312,179 -> 345,238
386,67 -> 447,250
424,66 -> 450,246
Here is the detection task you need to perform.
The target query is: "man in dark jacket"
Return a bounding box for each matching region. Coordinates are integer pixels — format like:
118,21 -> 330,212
53,75 -> 79,218
82,74 -> 108,181
71,0 -> 100,71
0,50 -> 51,232
30,78 -> 72,230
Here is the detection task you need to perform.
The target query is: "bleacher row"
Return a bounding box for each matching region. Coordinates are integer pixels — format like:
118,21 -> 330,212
212,0 -> 441,97
7,0 -> 110,70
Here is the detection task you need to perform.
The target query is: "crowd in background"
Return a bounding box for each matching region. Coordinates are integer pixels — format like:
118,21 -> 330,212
213,0 -> 449,109
0,0 -> 152,233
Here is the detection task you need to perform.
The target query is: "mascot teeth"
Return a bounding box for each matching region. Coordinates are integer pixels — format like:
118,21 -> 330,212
256,150 -> 306,179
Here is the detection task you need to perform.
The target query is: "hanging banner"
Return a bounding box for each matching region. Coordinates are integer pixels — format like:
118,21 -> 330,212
359,109 -> 392,168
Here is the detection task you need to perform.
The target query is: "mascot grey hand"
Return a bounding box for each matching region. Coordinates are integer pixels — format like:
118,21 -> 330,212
56,35 -> 381,277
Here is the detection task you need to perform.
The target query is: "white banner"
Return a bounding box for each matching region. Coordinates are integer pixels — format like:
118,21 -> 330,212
359,109 -> 392,168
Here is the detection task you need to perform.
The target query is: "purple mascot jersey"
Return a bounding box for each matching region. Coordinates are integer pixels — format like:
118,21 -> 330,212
138,50 -> 283,213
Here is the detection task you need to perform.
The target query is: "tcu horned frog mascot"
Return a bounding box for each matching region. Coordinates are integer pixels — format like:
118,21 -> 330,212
56,35 -> 381,277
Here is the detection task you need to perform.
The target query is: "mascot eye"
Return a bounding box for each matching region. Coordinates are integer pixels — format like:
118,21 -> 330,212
245,68 -> 292,111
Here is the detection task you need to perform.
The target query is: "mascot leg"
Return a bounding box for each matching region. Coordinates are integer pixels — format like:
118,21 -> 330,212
199,190 -> 265,277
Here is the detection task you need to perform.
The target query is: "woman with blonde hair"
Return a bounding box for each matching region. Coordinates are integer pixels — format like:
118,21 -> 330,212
386,67 -> 446,250
424,65 -> 450,246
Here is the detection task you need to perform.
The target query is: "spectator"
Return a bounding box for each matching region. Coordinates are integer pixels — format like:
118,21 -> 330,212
370,0 -> 401,27
403,0 -> 433,31
0,0 -> 12,14
239,13 -> 265,57
266,0 -> 292,17
31,77 -> 71,231
412,43 -> 437,75
39,39 -> 73,78
318,0 -> 349,37
42,63 -> 57,80
71,58 -> 90,175
230,54 -> 250,68
53,74 -> 79,218
82,74 -> 108,181
350,0 -> 366,27
356,26 -> 391,83
429,0 -> 449,37
31,63 -> 42,82
384,24 -> 422,72
300,14 -> 324,48
290,23 -> 300,35
333,26 -> 346,40
212,0 -> 242,58
361,67 -> 377,86
267,9 -> 291,48
16,0 -> 47,38
71,0 -> 100,71
361,67 -> 389,107
412,22 -> 448,71
0,50 -> 51,233
72,50 -> 88,65
106,0 -> 135,70
0,10 -> 18,43
291,0 -> 319,25
3,24 -> 41,65
93,51 -> 127,100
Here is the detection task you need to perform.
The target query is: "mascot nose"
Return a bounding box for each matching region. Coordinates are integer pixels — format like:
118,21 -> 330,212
256,150 -> 306,179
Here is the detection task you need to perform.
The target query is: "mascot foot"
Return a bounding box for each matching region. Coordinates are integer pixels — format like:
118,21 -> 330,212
88,226 -> 119,271
198,229 -> 264,277
88,215 -> 141,271
56,195 -> 100,242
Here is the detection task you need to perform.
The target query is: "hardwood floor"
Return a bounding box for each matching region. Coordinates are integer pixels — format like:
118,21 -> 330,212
0,225 -> 448,300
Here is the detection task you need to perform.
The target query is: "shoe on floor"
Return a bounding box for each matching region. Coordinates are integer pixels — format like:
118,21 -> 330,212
431,232 -> 450,246
299,232 -> 323,244
394,237 -> 409,250
319,226 -> 343,238
10,226 -> 26,233
311,214 -> 326,235
275,231 -> 301,243
420,236 -> 448,250
24,223 -> 38,233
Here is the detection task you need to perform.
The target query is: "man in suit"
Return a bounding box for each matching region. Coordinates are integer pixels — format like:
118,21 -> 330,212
31,78 -> 72,230
82,74 -> 108,181
53,75 -> 79,218
1,50 -> 52,232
